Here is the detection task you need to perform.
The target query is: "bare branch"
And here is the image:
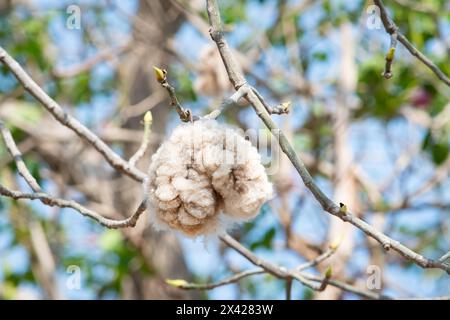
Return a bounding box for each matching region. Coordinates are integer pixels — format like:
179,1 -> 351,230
206,0 -> 450,275
0,184 -> 147,229
0,120 -> 42,192
219,234 -> 327,292
301,273 -> 390,300
217,86 -> 247,110
0,46 -> 146,182
252,87 -> 291,115
128,111 -> 153,167
0,117 -> 149,230
439,251 -> 450,263
382,33 -> 397,79
285,279 -> 293,300
318,266 -> 332,291
170,233 -> 385,299
219,233 -> 289,278
152,66 -> 195,122
296,246 -> 337,271
168,268 -> 265,290
374,0 -> 450,86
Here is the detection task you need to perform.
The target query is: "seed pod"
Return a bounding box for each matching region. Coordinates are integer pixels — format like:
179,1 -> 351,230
147,120 -> 273,237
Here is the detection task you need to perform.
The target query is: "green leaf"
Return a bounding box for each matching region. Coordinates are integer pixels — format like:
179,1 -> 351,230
422,130 -> 432,150
250,227 -> 276,250
432,142 -> 449,165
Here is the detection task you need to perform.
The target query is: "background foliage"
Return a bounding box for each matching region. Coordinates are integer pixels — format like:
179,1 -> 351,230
0,0 -> 449,299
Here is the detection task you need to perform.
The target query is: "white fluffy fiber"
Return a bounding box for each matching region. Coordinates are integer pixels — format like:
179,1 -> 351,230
146,119 -> 273,237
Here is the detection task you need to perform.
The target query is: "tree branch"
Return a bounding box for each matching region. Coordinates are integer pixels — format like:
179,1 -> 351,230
301,273 -> 390,300
206,0 -> 450,275
169,233 -> 387,299
128,111 -> 153,167
168,268 -> 265,290
0,120 -> 42,193
296,245 -> 337,271
439,251 -> 450,263
219,234 -> 289,278
374,0 -> 450,86
252,87 -> 291,115
0,46 -> 146,182
152,66 -> 195,122
382,33 -> 397,79
0,184 -> 147,229
285,278 -> 293,300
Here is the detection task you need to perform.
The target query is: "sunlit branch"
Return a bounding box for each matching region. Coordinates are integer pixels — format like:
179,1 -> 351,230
0,120 -> 42,193
0,46 -> 146,182
374,0 -> 450,86
152,66 -> 195,122
0,184 -> 147,229
206,0 -> 450,275
128,111 -> 153,167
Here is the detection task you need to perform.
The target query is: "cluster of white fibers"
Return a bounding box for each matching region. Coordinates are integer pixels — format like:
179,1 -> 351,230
146,119 -> 273,237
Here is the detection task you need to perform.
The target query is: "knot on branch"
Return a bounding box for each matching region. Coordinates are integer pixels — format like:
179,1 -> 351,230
386,24 -> 399,35
209,28 -> 223,43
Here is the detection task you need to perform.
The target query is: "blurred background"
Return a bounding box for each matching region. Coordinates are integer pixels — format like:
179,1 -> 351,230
0,0 -> 449,299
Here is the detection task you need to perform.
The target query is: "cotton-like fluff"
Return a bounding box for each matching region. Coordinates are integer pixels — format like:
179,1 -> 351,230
147,120 -> 273,237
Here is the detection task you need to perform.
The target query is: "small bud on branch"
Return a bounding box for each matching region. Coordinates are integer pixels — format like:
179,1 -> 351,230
329,234 -> 344,250
152,66 -> 166,83
325,266 -> 333,278
165,279 -> 189,288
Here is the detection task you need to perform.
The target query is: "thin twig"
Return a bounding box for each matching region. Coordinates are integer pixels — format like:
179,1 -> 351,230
220,234 -> 324,291
374,0 -> 398,80
174,264 -> 386,299
206,0 -> 450,275
382,33 -> 397,79
0,46 -> 146,182
0,184 -> 147,229
128,111 -> 153,167
290,270 -> 327,291
296,247 -> 336,271
216,86 -> 247,110
318,266 -> 332,291
252,87 -> 291,115
152,66 -> 194,122
301,273 -> 391,300
0,120 -> 42,192
170,268 -> 265,290
219,233 -> 289,278
374,0 -> 450,86
173,233 -> 385,299
285,278 -> 293,300
439,251 -> 450,263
